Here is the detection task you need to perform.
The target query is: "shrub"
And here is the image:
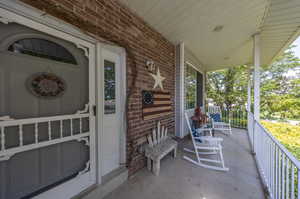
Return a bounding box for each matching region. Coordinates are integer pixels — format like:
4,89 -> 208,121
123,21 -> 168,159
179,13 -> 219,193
261,121 -> 300,159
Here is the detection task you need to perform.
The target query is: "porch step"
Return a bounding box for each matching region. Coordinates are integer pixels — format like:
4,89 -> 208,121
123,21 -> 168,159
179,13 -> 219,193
75,167 -> 128,199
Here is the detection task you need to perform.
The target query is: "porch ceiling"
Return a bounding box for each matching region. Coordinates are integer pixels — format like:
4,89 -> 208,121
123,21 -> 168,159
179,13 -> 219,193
119,0 -> 300,71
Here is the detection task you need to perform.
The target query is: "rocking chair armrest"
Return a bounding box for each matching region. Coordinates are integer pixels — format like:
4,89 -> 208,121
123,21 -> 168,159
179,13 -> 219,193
194,137 -> 222,146
200,136 -> 223,142
194,136 -> 208,140
213,122 -> 230,127
196,127 -> 212,132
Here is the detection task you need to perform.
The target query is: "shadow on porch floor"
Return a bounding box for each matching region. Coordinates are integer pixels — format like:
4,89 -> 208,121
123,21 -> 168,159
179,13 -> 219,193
91,128 -> 265,199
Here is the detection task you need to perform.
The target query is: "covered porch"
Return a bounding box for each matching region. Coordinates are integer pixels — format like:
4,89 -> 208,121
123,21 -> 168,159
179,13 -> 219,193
84,128 -> 265,199
0,0 -> 299,199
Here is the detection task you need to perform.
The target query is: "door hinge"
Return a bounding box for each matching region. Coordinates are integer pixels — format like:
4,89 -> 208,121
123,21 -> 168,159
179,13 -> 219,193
93,105 -> 97,116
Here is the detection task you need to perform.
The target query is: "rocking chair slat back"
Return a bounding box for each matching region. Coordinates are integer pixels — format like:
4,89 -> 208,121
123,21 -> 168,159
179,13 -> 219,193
208,106 -> 221,114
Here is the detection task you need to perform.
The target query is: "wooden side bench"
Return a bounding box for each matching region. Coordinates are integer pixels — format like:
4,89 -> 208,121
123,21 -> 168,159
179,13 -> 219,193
145,122 -> 178,176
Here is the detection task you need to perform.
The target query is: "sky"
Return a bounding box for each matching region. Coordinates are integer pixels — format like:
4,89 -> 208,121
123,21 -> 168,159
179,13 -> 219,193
292,36 -> 300,59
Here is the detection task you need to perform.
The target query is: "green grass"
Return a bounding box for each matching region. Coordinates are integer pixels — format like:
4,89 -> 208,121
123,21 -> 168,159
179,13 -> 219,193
262,121 -> 300,197
261,121 -> 300,160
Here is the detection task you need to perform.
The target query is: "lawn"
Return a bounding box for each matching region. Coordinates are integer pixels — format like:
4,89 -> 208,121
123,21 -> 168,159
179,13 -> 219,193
262,121 -> 300,197
261,121 -> 300,160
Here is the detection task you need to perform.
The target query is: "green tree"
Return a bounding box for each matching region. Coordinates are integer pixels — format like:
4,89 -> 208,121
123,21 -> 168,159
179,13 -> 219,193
206,65 -> 248,110
206,45 -> 300,120
260,46 -> 300,119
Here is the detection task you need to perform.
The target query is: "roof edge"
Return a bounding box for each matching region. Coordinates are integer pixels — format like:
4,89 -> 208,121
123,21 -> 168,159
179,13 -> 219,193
269,27 -> 300,65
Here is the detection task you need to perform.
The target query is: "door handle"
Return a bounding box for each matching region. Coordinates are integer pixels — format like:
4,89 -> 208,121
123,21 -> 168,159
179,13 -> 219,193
93,105 -> 97,116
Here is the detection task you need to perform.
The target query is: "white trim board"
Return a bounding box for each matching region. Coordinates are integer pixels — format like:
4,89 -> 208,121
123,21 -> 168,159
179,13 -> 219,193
185,61 -> 204,74
96,42 -> 127,183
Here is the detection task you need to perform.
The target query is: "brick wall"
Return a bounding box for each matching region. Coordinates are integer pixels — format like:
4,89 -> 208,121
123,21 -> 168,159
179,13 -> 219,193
20,0 -> 175,175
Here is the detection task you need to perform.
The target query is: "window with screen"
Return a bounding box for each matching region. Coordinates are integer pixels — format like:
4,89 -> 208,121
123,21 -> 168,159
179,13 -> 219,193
185,64 -> 198,110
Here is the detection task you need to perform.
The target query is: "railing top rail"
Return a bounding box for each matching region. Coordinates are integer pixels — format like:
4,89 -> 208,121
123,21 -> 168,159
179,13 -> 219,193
0,113 -> 90,127
248,111 -> 300,168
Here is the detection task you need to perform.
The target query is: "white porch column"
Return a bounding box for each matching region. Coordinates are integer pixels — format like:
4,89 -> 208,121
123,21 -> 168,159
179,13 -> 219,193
253,33 -> 261,121
203,71 -> 207,110
247,67 -> 255,152
175,42 -> 185,138
247,68 -> 252,112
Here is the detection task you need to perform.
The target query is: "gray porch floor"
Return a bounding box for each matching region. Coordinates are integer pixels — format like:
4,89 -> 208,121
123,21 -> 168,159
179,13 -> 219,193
92,129 -> 265,199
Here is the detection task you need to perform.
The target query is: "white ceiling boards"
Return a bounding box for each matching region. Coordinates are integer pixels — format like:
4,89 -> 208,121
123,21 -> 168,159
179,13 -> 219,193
119,0 -> 300,71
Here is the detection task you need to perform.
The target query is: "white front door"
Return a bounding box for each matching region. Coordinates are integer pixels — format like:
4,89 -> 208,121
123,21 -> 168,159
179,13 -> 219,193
99,48 -> 123,176
0,7 -> 97,199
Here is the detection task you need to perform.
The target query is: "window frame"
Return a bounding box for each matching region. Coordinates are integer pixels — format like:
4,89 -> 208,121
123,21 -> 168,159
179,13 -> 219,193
103,59 -> 117,114
184,61 -> 204,110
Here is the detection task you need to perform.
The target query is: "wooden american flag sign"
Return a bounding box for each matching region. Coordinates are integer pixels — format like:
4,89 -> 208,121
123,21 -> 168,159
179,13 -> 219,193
142,90 -> 172,120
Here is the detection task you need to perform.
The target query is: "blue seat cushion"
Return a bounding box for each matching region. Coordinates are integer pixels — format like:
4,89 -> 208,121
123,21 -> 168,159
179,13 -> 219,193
192,128 -> 204,143
191,120 -> 204,143
210,113 -> 222,122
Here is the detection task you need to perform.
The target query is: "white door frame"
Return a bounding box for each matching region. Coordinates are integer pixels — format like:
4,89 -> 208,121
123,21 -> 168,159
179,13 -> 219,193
96,43 -> 127,183
0,2 -> 97,198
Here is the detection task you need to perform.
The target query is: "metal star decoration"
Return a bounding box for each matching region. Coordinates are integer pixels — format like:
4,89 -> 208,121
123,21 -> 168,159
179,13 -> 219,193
150,67 -> 166,90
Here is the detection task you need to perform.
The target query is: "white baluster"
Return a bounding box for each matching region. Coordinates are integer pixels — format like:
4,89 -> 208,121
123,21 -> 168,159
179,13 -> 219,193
35,123 -> 38,144
157,122 -> 161,144
263,135 -> 267,174
291,165 -> 295,199
268,142 -> 272,195
275,147 -> 279,199
164,128 -> 168,140
152,128 -> 157,145
19,125 -> 23,146
271,143 -> 275,197
79,118 -> 82,134
1,126 -> 5,151
48,121 -> 52,140
268,140 -> 271,189
282,154 -> 285,199
60,120 -> 63,138
270,142 -> 272,189
286,160 -> 289,199
279,151 -> 282,198
161,126 -> 164,141
297,169 -> 300,199
70,119 -> 73,136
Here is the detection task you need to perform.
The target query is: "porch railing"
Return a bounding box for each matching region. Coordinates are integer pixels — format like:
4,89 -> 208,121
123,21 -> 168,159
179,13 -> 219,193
220,108 -> 247,129
0,112 -> 90,162
248,112 -> 300,199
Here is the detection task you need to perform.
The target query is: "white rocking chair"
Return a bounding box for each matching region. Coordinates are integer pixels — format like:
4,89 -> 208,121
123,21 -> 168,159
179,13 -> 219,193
183,112 -> 229,171
207,106 -> 232,135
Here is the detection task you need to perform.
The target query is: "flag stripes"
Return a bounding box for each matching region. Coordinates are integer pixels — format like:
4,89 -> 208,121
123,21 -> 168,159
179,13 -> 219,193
142,90 -> 172,120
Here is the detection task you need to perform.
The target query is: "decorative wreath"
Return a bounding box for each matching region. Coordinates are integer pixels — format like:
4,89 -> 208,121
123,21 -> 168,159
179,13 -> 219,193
26,72 -> 66,99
